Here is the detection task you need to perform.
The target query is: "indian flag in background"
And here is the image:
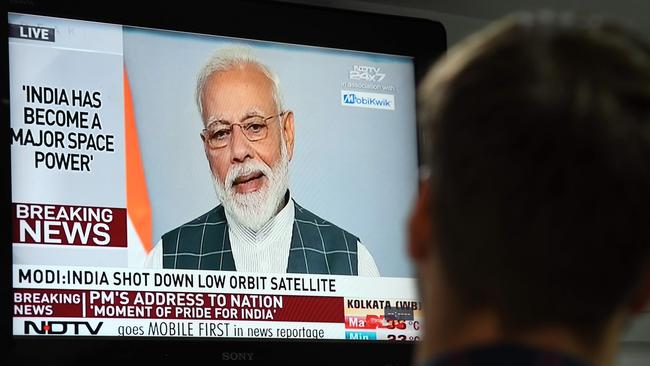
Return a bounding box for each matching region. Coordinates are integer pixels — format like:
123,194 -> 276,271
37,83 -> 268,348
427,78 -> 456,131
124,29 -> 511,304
124,67 -> 153,266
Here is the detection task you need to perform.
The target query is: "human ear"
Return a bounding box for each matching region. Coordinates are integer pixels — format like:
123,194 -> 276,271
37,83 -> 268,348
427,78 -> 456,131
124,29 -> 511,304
283,111 -> 295,161
408,178 -> 435,260
629,270 -> 650,314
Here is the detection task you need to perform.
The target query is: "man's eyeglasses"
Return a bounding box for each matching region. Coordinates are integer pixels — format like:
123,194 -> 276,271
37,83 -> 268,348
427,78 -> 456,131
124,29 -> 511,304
201,111 -> 285,149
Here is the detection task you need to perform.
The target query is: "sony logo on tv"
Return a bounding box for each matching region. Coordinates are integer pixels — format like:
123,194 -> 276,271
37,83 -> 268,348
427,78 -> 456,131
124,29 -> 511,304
222,352 -> 254,361
23,320 -> 103,335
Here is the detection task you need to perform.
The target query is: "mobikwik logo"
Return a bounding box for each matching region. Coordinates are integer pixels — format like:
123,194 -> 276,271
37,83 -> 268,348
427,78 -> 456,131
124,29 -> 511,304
341,90 -> 395,110
24,320 -> 103,335
343,94 -> 392,107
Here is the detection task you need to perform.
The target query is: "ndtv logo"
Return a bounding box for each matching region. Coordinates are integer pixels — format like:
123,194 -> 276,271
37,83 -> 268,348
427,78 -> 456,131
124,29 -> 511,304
24,320 -> 103,335
341,90 -> 395,110
349,65 -> 386,82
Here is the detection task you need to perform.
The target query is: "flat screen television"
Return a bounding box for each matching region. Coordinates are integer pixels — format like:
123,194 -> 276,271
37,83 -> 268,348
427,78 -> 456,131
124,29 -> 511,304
3,0 -> 446,363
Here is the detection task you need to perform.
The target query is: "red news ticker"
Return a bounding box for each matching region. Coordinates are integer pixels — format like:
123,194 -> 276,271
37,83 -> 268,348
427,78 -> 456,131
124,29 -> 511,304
14,289 -> 85,317
12,202 -> 127,247
13,289 -> 344,323
345,315 -> 412,330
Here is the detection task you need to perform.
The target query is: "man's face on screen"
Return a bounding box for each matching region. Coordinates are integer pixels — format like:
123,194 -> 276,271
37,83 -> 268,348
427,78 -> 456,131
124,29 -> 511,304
200,64 -> 293,231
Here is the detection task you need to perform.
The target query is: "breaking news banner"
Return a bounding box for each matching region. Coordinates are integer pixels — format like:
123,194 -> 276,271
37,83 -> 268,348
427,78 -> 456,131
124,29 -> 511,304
9,14 -> 143,268
12,265 -> 422,340
9,16 -> 124,203
12,203 -> 127,247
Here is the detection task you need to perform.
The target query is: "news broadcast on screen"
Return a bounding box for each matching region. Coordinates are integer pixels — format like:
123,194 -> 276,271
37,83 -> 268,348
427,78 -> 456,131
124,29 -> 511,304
9,11 -> 425,342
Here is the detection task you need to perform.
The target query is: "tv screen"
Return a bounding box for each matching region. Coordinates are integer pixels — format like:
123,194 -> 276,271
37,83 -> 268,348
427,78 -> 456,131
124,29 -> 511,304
5,0 -> 446,363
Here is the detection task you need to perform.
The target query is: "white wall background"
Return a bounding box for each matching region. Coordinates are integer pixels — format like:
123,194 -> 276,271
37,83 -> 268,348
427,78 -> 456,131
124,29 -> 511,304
270,0 -> 650,364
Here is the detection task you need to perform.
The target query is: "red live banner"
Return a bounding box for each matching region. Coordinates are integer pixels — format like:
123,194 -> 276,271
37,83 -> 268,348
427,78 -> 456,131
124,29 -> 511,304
12,203 -> 127,247
14,289 -> 344,323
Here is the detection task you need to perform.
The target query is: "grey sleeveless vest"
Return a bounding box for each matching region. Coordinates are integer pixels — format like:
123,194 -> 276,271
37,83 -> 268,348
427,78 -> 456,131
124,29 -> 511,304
161,201 -> 359,275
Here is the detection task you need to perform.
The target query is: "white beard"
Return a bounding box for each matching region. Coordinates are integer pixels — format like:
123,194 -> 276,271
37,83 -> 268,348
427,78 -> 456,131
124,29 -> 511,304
212,141 -> 290,232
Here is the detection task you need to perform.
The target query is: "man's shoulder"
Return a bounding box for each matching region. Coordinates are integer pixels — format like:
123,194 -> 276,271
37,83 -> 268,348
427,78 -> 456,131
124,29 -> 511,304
292,201 -> 340,227
292,200 -> 359,240
426,345 -> 592,366
162,205 -> 226,239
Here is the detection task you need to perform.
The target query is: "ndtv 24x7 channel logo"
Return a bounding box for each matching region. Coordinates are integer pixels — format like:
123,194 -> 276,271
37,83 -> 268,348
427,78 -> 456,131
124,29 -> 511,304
23,320 -> 104,335
349,65 -> 386,82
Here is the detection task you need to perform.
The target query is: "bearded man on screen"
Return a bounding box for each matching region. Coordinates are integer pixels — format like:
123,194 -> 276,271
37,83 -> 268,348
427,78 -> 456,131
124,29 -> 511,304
145,45 -> 379,276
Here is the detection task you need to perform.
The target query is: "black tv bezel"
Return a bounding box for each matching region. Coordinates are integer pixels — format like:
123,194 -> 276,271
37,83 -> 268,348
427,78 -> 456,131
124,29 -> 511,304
3,0 -> 446,364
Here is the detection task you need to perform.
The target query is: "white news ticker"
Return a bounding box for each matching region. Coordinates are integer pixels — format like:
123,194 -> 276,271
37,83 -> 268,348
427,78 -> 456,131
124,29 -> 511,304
14,318 -> 347,339
12,264 -> 418,298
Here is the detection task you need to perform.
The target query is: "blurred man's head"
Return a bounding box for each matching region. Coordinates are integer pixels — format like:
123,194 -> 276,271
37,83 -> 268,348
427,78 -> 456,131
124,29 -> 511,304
196,45 -> 295,231
410,12 -> 650,364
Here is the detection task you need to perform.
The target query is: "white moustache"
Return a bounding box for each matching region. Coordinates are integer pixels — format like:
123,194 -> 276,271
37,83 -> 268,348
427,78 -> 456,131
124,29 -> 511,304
212,138 -> 290,231
225,161 -> 273,191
